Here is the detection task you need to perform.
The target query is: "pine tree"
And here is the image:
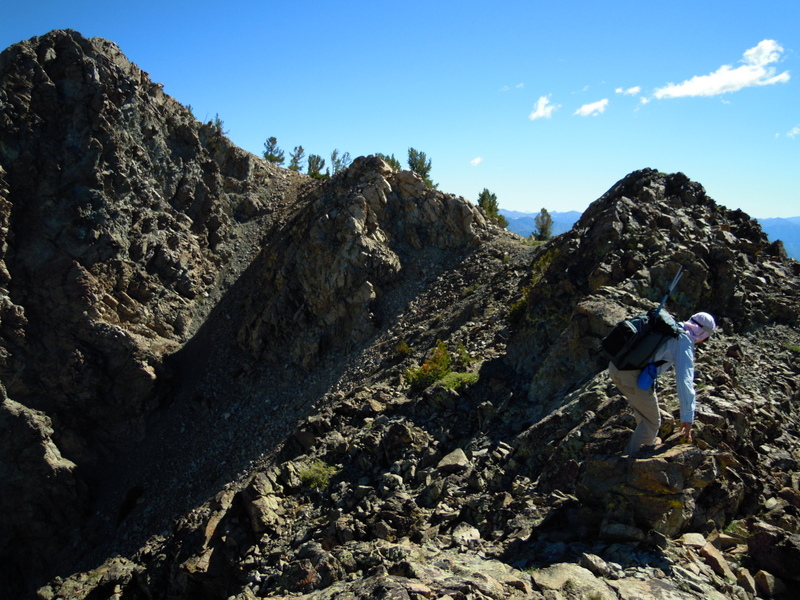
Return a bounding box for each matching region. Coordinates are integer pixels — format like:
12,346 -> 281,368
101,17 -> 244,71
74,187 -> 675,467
407,148 -> 437,188
288,146 -> 305,172
477,188 -> 508,228
263,137 -> 285,164
375,153 -> 402,171
212,113 -> 228,135
330,149 -> 352,175
534,207 -> 554,240
307,154 -> 327,179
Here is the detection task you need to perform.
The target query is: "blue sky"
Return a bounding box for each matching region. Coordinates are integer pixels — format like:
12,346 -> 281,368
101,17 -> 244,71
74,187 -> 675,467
2,1 -> 798,217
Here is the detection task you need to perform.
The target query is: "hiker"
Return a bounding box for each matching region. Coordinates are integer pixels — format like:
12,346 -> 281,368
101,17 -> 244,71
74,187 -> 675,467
608,312 -> 716,456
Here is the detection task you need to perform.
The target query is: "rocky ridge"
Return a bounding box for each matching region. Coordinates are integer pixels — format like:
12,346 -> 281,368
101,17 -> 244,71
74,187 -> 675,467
1,30 -> 799,600
38,168 -> 800,600
0,29 -> 490,597
0,28 -> 305,594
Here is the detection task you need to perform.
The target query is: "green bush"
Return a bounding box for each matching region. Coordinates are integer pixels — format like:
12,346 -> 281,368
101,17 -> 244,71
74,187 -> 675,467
455,342 -> 474,369
395,340 -> 412,359
298,460 -> 339,490
406,339 -> 451,394
439,371 -> 479,390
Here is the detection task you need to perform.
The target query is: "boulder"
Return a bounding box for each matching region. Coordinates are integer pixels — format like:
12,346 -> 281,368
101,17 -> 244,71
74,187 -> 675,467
436,448 -> 471,473
746,520 -> 800,583
576,445 -> 714,537
530,563 -> 616,599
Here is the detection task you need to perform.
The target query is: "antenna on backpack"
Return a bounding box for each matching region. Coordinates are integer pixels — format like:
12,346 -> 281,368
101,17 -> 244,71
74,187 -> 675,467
656,265 -> 684,313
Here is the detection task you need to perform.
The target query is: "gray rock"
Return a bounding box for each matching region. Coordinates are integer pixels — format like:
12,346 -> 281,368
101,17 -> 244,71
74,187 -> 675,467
530,563 -> 616,599
436,448 -> 471,473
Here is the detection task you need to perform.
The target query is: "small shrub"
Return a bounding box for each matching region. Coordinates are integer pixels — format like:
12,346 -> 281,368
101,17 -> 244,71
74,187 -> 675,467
724,519 -> 751,538
439,371 -> 479,390
455,342 -> 474,369
395,340 -> 412,359
212,113 -> 228,135
509,285 -> 532,325
509,246 -> 559,327
406,339 -> 451,393
298,460 -> 339,490
461,283 -> 480,298
531,246 -> 558,284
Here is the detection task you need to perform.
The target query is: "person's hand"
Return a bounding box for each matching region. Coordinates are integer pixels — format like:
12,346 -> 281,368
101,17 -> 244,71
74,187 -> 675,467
678,421 -> 693,442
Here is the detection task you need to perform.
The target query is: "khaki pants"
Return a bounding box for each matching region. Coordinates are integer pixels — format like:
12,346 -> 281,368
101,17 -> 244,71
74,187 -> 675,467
608,362 -> 660,455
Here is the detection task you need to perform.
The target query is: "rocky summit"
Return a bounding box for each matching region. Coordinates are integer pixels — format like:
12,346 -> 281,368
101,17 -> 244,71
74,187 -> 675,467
1,30 -> 799,600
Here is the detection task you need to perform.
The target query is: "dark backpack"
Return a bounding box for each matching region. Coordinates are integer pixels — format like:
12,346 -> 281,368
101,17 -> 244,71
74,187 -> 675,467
602,307 -> 682,370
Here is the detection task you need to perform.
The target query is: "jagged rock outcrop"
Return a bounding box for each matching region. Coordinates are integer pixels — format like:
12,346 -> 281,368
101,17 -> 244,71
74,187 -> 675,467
237,155 -> 488,368
3,29 -> 800,600
507,169 -> 798,419
0,29 -> 307,593
0,28 -> 302,456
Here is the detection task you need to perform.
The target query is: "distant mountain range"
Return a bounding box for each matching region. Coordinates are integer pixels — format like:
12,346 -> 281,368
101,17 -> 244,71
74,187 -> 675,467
759,217 -> 800,260
501,210 -> 800,260
499,209 -> 583,238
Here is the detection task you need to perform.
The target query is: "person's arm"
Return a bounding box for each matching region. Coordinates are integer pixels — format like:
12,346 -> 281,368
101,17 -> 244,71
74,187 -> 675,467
674,334 -> 696,440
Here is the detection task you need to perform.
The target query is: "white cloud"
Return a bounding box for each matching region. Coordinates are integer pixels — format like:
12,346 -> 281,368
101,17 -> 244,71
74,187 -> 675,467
574,99 -> 609,116
529,95 -> 559,120
470,157 -> 483,166
788,126 -> 800,139
654,39 -> 790,99
500,83 -> 525,92
615,86 -> 641,95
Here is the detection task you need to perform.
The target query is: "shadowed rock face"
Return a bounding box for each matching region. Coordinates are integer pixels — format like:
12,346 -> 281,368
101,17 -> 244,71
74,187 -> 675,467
0,29 -> 292,462
0,389 -> 89,588
0,29 -> 492,594
0,29 -> 259,591
3,29 -> 800,600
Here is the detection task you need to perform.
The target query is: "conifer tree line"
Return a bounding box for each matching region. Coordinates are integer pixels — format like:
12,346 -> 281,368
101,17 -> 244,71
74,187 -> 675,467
262,137 -> 352,180
263,139 -> 441,189
263,137 -> 552,238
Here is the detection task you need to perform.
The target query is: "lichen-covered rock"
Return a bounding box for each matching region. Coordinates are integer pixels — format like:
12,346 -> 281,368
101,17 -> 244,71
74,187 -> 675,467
575,445 -> 713,537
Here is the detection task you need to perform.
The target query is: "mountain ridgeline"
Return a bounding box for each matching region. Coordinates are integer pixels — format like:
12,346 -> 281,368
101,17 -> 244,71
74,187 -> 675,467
503,210 -> 800,261
2,30 -> 799,600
